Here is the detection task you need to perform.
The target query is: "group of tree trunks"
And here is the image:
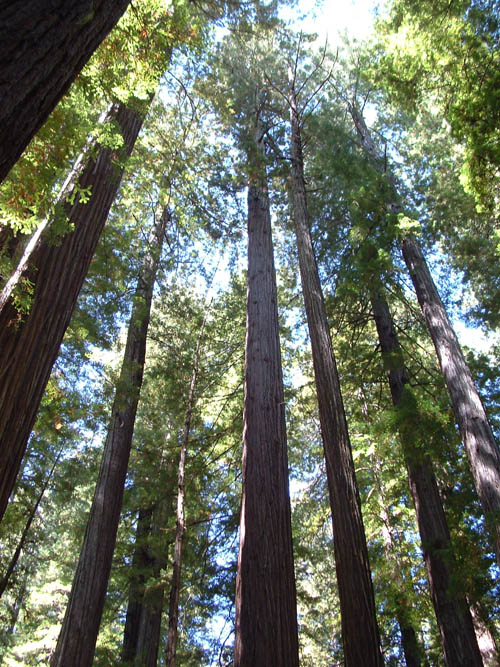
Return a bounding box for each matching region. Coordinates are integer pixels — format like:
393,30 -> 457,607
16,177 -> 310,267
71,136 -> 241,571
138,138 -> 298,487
0,7 -> 499,666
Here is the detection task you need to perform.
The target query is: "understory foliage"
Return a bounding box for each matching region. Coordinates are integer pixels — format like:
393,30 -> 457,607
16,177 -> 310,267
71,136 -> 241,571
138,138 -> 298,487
1,0 -> 500,664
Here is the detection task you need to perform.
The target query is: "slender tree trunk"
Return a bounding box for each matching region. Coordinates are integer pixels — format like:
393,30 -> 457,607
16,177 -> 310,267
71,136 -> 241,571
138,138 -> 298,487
51,208 -> 169,667
166,322 -> 204,667
234,110 -> 299,667
401,236 -> 500,562
288,75 -> 383,665
371,289 -> 482,666
372,459 -> 422,667
0,445 -> 63,599
471,602 -> 500,666
0,0 -> 131,183
348,102 -> 500,565
122,507 -> 154,664
0,100 -> 147,522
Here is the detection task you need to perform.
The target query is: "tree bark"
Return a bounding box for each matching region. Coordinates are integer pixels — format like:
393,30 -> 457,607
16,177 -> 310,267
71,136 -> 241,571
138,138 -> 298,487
401,236 -> 500,563
166,321 -> 204,667
122,507 -> 154,664
51,208 -> 168,667
371,289 -> 482,666
0,101 -> 147,522
234,112 -> 299,667
348,102 -> 500,566
288,74 -> 383,666
0,0 -> 131,183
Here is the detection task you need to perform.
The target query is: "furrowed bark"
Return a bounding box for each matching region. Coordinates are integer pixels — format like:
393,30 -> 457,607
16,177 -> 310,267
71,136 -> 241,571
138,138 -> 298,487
51,208 -> 168,667
371,289 -> 482,666
0,101 -> 147,521
288,75 -> 383,666
401,236 -> 500,563
234,110 -> 299,667
0,0 -> 131,183
348,102 -> 500,566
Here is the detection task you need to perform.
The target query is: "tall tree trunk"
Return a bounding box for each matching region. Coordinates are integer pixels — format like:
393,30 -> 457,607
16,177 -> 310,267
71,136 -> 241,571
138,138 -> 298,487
51,208 -> 169,667
166,320 -> 205,667
288,74 -> 383,665
135,499 -> 169,667
234,111 -> 299,667
348,102 -> 500,565
122,507 -> 154,664
0,445 -> 63,599
371,288 -> 482,666
401,236 -> 500,562
0,0 -> 131,183
0,100 -> 147,522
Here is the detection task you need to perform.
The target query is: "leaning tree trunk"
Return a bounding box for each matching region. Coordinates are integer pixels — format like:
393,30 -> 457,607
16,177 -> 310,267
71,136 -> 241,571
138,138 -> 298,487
51,208 -> 169,667
166,320 -> 205,667
371,288 -> 482,666
0,0 -> 131,183
288,74 -> 383,665
0,100 -> 148,522
348,102 -> 500,566
234,112 -> 299,667
401,236 -> 500,563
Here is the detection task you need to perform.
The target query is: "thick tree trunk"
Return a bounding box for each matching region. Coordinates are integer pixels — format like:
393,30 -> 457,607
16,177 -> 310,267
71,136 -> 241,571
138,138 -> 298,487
0,446 -> 62,599
51,209 -> 168,667
0,0 -> 131,183
401,236 -> 500,563
166,324 -> 204,667
371,289 -> 482,666
288,76 -> 383,665
0,101 -> 147,522
348,102 -> 500,565
122,507 -> 154,664
234,118 -> 299,667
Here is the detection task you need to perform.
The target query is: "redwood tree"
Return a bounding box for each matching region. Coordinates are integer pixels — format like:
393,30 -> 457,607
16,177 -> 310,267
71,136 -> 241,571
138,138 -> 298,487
0,100 -> 147,521
370,286 -> 482,666
51,207 -> 169,667
0,0 -> 131,183
348,101 -> 500,566
234,106 -> 299,667
288,70 -> 383,666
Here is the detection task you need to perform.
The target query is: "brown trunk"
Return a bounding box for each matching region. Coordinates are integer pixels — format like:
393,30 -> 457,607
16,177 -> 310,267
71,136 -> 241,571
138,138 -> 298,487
135,500 -> 169,667
122,507 -> 154,664
166,322 -> 204,667
471,602 -> 500,666
401,236 -> 500,563
0,101 -> 147,521
288,74 -> 383,665
234,112 -> 299,667
0,0 -> 131,183
51,209 -> 168,667
371,289 -> 482,666
348,102 -> 500,566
